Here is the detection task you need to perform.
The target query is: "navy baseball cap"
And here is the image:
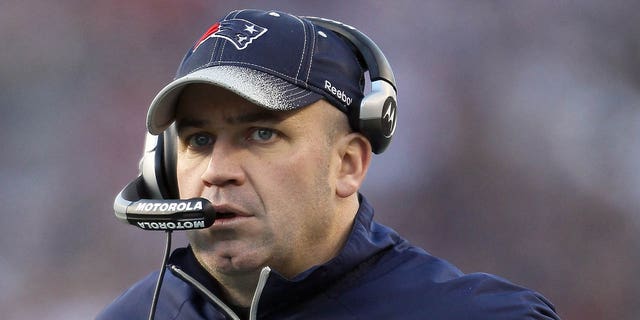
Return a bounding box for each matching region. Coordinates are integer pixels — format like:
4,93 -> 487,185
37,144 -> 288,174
147,9 -> 365,135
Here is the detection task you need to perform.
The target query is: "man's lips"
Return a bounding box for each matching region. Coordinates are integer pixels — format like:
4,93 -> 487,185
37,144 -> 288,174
211,204 -> 251,224
215,212 -> 237,219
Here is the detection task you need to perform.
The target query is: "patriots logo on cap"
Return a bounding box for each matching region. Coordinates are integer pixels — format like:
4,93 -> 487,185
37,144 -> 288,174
193,19 -> 268,51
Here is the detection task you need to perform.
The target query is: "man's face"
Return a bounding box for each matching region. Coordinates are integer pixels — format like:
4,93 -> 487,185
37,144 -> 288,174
175,84 -> 349,278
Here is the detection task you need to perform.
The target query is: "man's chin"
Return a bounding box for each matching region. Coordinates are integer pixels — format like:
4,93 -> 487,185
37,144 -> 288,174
194,246 -> 266,274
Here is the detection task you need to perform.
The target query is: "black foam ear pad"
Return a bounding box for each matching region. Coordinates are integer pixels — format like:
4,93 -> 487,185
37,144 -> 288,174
304,17 -> 398,154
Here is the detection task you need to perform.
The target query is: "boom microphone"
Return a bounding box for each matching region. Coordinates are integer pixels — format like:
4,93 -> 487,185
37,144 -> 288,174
114,176 -> 215,231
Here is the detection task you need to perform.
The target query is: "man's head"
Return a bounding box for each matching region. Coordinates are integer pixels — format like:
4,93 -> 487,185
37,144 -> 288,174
115,9 -> 397,279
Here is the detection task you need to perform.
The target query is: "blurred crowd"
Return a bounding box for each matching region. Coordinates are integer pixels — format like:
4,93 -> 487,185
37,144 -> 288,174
1,0 -> 639,319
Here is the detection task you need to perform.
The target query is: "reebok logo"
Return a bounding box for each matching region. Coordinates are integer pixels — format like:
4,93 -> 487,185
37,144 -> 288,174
324,80 -> 353,106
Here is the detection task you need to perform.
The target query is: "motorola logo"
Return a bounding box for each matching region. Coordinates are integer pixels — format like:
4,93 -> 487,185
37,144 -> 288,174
381,97 -> 397,138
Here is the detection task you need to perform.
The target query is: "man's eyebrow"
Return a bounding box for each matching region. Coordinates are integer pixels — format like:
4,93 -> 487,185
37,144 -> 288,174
175,118 -> 209,134
228,110 -> 288,124
176,110 -> 288,133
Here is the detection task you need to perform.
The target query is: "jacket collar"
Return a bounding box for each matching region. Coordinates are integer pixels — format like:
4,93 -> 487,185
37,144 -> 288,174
168,195 -> 398,316
256,195 -> 398,316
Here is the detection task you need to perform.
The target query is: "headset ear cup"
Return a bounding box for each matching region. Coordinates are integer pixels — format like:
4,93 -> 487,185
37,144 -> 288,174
358,80 -> 397,154
139,129 -> 178,199
139,126 -> 178,199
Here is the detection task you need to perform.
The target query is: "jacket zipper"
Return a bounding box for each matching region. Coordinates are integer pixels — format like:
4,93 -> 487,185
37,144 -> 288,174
169,265 -> 241,320
170,265 -> 272,320
249,267 -> 271,320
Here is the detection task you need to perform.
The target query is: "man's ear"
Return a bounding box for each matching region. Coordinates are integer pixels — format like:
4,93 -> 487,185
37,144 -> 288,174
335,133 -> 372,198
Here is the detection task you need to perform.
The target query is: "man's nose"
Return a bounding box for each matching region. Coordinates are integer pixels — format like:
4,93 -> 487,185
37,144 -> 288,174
200,140 -> 245,187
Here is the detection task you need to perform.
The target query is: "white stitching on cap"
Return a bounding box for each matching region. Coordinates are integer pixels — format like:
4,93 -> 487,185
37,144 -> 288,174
288,88 -> 315,100
230,10 -> 243,18
305,22 -> 316,83
217,34 -> 228,62
205,12 -> 236,64
290,14 -> 306,81
216,10 -> 243,63
211,11 -> 240,64
209,28 -> 220,64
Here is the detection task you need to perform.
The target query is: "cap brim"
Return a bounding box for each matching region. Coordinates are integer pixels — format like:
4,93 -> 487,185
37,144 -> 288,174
147,65 -> 323,134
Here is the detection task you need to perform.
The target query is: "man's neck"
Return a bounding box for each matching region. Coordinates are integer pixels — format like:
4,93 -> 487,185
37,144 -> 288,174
197,259 -> 261,308
193,196 -> 361,307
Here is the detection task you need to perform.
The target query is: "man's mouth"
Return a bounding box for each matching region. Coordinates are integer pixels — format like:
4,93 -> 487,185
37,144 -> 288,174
215,211 -> 237,219
210,204 -> 250,226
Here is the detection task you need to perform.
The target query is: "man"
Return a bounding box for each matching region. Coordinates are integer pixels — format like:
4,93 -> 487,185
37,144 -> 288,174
99,9 -> 560,320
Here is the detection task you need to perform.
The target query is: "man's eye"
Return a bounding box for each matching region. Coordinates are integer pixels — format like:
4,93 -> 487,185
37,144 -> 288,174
249,128 -> 277,142
187,133 -> 213,148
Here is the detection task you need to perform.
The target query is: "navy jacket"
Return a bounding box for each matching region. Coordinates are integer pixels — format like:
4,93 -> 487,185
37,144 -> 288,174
98,196 -> 560,319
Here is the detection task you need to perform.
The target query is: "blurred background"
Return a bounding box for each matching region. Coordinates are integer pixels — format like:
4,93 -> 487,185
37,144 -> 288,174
1,0 -> 639,319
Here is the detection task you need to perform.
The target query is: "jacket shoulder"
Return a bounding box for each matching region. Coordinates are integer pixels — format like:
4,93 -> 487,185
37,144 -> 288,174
436,272 -> 560,319
96,271 -> 159,319
335,242 -> 560,319
96,269 -> 205,320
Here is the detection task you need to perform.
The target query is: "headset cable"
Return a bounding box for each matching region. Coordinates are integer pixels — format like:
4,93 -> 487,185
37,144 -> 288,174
148,230 -> 173,320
